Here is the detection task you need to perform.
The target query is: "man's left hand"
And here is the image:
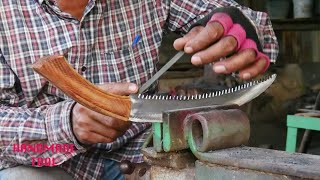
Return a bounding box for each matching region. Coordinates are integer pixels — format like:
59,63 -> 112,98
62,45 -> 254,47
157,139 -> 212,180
173,21 -> 268,80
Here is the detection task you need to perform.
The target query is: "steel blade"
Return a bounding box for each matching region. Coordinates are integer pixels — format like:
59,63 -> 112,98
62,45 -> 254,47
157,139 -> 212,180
138,51 -> 185,93
129,74 -> 276,122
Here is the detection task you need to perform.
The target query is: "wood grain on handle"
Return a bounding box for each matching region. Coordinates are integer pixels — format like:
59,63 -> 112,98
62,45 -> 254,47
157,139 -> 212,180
32,55 -> 131,121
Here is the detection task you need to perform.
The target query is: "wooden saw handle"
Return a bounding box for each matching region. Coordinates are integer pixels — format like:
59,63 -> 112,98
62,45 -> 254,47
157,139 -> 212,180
32,55 -> 131,121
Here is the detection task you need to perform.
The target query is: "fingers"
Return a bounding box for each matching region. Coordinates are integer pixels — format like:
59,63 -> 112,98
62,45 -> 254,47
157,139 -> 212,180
98,82 -> 138,95
88,110 -> 132,132
76,130 -> 114,144
71,82 -> 140,145
239,57 -> 268,80
191,36 -> 237,65
173,21 -> 237,66
72,106 -> 114,144
174,13 -> 270,80
184,22 -> 225,54
87,116 -> 124,139
212,48 -> 256,74
72,103 -> 132,145
173,22 -> 224,54
173,26 -> 204,51
211,48 -> 267,80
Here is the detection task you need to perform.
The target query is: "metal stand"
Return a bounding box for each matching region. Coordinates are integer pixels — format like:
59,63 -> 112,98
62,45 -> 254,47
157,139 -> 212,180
123,106 -> 320,180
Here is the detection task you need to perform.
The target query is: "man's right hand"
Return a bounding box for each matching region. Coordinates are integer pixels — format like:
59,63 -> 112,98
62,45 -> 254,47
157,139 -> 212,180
71,82 -> 138,145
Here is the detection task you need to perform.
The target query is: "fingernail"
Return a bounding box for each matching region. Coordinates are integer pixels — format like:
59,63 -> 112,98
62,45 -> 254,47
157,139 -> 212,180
173,39 -> 180,49
213,65 -> 226,73
185,46 -> 193,53
129,84 -> 138,92
243,73 -> 251,80
191,56 -> 202,65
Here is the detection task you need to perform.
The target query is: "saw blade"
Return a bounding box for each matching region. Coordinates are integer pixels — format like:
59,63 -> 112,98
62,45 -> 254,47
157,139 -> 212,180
129,74 -> 276,122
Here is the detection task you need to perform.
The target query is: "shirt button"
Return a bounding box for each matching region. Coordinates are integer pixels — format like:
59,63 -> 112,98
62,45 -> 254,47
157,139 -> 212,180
81,66 -> 87,72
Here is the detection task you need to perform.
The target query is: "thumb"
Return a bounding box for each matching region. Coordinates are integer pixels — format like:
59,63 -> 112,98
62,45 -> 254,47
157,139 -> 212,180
98,82 -> 138,96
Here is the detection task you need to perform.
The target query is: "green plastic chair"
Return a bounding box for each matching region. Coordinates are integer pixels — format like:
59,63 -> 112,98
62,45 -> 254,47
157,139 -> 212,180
286,92 -> 320,152
286,114 -> 320,152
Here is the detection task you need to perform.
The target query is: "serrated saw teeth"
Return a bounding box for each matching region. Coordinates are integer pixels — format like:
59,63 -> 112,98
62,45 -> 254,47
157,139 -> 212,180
129,74 -> 276,122
135,74 -> 276,102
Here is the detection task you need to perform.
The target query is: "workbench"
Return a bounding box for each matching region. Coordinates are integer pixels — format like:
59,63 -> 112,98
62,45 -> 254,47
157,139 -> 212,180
123,107 -> 320,180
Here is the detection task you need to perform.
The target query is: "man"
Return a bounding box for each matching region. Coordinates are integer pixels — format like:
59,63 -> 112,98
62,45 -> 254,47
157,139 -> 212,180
0,0 -> 278,179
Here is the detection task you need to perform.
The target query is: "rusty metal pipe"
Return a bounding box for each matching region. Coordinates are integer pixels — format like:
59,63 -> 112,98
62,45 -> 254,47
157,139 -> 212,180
184,109 -> 250,153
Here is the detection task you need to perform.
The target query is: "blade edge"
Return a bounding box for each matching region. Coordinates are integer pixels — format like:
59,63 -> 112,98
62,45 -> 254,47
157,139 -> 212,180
129,74 -> 276,122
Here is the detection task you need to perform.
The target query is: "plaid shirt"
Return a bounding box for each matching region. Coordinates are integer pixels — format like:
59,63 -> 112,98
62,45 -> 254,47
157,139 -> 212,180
0,0 -> 278,179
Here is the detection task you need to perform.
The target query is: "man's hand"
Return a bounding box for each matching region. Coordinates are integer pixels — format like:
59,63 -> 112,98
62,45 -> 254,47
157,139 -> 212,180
71,82 -> 138,144
173,20 -> 268,80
